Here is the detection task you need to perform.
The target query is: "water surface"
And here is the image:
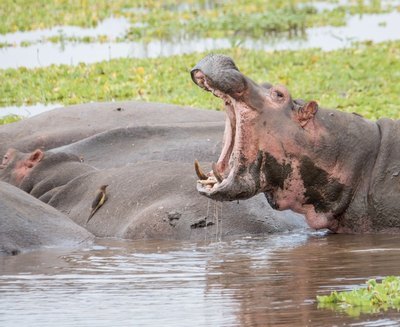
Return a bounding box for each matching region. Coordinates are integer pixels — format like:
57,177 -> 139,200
0,17 -> 130,45
1,232 -> 400,326
0,11 -> 399,69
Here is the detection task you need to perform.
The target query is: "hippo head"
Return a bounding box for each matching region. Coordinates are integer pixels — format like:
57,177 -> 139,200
191,54 -> 380,231
191,54 -> 318,201
0,148 -> 44,186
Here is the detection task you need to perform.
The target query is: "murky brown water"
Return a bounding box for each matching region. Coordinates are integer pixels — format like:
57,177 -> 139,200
1,232 -> 400,326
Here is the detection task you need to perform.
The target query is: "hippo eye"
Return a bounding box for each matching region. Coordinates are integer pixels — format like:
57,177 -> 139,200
2,154 -> 10,164
270,89 -> 285,102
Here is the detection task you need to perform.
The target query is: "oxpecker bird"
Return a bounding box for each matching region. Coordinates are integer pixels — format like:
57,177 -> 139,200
86,184 -> 108,224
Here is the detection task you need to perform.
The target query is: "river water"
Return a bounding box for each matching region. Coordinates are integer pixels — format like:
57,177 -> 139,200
1,232 -> 400,326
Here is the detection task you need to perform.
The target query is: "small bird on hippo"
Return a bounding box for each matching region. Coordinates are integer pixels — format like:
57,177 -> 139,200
86,184 -> 108,224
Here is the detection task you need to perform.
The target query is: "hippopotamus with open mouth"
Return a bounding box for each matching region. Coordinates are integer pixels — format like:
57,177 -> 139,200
191,54 -> 400,233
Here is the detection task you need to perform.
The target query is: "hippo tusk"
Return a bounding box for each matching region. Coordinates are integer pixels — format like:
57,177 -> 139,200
212,162 -> 223,183
194,159 -> 208,180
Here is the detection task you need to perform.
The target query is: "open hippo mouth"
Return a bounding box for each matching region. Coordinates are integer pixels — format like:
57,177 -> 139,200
191,54 -> 272,201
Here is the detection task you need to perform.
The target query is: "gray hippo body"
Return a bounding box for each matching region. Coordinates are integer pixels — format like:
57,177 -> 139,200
0,101 -> 226,155
0,182 -> 93,256
0,101 -> 306,244
191,54 -> 400,233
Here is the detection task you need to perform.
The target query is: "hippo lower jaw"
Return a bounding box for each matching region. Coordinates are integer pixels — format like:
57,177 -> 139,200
195,165 -> 258,201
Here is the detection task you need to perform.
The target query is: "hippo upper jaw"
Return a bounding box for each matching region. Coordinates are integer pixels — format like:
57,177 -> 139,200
192,54 -> 282,202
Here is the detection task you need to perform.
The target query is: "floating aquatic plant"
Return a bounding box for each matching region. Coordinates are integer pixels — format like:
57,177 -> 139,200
317,276 -> 400,317
0,114 -> 21,125
0,0 -> 393,40
1,40 -> 399,120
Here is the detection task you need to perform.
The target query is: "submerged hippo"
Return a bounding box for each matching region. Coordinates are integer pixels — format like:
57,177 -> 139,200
191,54 -> 400,233
0,147 -> 304,239
0,103 -> 306,240
0,181 -> 93,256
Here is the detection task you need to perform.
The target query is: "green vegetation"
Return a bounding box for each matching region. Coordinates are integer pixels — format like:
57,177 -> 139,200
0,1 -> 399,126
0,115 -> 22,125
125,1 -> 395,41
1,40 -> 399,120
0,0 -> 128,34
317,276 -> 400,317
0,42 -> 13,48
0,0 -> 396,42
47,34 -> 111,44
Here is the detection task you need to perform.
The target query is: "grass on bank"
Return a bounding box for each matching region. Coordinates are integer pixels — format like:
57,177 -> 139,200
1,40 -> 399,121
317,276 -> 400,317
0,0 -> 396,42
0,115 -> 21,125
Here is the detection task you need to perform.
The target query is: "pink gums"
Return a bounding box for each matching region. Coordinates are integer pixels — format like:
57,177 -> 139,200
216,102 -> 236,176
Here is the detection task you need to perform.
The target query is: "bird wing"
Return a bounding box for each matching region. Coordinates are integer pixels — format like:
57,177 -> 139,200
91,191 -> 104,209
87,192 -> 107,224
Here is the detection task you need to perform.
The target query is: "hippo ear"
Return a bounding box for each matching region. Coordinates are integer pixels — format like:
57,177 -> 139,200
297,101 -> 318,127
25,149 -> 44,168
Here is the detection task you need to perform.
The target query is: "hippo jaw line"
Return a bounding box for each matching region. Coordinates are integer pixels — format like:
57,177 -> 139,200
196,167 -> 258,201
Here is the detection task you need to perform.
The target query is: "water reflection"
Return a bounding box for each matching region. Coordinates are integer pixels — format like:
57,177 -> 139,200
0,11 -> 399,69
160,0 -> 223,12
1,233 -> 400,326
302,0 -> 400,12
0,17 -> 130,45
244,11 -> 400,52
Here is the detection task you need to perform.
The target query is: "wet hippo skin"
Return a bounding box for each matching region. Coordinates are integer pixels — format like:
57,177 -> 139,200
192,54 -> 400,233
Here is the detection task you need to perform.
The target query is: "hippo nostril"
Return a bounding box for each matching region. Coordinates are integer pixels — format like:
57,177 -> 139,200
191,70 -> 206,87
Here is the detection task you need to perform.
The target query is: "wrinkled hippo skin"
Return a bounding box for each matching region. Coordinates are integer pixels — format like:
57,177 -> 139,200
0,181 -> 93,256
192,54 -> 400,233
0,102 -> 227,156
0,102 -> 306,241
48,161 -> 303,239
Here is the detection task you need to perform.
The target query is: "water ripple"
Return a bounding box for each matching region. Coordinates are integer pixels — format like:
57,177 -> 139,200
1,234 -> 400,326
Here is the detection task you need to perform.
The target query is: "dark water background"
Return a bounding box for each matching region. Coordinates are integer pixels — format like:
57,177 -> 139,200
1,232 -> 400,326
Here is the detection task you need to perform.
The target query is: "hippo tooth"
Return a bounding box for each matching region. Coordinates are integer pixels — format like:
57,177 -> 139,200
194,159 -> 208,180
212,162 -> 224,183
